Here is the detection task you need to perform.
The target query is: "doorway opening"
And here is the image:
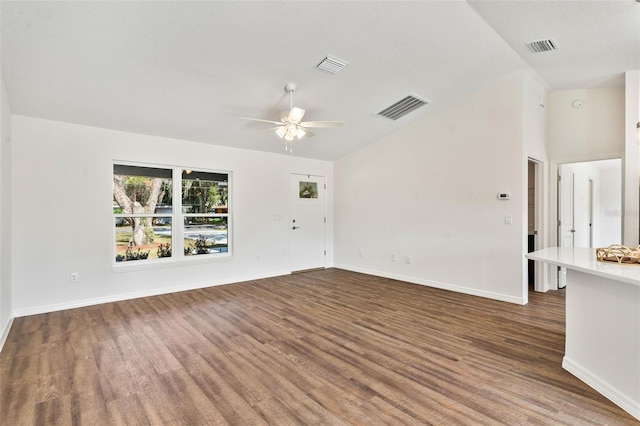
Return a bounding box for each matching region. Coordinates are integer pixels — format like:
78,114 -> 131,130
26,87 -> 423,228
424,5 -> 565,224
527,158 -> 544,293
557,158 -> 622,287
527,160 -> 536,291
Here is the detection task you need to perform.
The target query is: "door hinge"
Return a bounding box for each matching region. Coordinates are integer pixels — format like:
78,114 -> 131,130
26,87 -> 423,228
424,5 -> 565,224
558,175 -> 561,182
324,250 -> 326,255
324,217 -> 326,223
324,183 -> 326,190
558,220 -> 561,227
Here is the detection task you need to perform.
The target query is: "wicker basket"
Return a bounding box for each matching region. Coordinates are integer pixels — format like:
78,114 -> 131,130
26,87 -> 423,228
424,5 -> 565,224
595,244 -> 640,265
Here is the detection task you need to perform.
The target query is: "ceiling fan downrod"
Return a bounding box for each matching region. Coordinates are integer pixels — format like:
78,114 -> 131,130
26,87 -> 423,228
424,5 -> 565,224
285,82 -> 296,111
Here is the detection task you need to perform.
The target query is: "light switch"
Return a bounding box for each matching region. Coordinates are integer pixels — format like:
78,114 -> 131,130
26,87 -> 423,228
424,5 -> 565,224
504,214 -> 512,225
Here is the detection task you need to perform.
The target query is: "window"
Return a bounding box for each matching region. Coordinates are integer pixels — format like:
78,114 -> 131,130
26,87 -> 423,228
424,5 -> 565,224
113,164 -> 230,265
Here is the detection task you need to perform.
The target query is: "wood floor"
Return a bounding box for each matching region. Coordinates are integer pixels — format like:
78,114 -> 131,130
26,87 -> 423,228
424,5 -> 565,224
1,268 -> 638,425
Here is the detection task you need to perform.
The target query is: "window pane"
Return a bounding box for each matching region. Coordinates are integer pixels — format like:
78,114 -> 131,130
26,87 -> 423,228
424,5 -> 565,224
182,170 -> 228,214
113,166 -> 172,214
113,165 -> 173,264
114,217 -> 172,262
184,217 -> 228,255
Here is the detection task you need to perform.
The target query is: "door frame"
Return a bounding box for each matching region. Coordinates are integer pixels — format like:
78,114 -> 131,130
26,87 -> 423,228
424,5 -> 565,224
289,173 -> 327,272
527,157 -> 546,293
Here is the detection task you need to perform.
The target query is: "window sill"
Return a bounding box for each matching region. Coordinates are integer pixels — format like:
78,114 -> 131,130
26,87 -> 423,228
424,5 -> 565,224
112,253 -> 232,273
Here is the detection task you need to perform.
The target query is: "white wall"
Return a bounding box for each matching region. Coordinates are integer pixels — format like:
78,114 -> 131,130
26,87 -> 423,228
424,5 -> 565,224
10,116 -> 333,316
334,72 -> 537,304
547,88 -> 624,163
0,75 -> 13,347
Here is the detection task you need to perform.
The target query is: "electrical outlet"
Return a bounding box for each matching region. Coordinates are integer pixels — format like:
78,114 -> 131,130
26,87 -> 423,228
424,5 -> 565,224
70,273 -> 79,283
405,256 -> 412,264
391,253 -> 397,262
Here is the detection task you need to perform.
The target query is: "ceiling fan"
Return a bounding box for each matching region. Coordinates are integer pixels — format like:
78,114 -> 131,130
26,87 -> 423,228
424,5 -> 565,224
242,82 -> 344,152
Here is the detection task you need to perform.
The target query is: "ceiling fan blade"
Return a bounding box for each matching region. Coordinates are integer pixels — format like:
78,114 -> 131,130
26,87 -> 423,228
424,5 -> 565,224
241,117 -> 283,125
259,126 -> 284,133
303,129 -> 315,138
288,107 -> 306,124
300,121 -> 345,128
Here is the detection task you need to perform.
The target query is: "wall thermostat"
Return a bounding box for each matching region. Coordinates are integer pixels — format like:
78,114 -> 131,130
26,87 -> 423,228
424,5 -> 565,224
497,193 -> 510,200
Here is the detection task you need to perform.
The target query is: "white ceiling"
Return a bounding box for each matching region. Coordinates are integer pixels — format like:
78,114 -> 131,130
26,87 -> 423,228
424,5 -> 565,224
2,1 -> 639,161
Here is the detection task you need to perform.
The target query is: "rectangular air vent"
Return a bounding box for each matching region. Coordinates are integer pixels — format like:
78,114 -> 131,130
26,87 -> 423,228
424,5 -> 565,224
526,39 -> 558,53
316,55 -> 348,74
376,94 -> 429,121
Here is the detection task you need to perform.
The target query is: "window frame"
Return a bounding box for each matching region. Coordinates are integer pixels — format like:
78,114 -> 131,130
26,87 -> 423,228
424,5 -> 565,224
112,161 -> 232,271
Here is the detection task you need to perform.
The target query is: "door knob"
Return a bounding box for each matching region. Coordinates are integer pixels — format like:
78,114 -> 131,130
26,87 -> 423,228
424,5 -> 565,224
292,226 -> 300,230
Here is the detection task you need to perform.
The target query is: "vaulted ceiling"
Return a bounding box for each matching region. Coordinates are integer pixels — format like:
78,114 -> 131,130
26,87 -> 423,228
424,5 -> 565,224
2,1 -> 638,160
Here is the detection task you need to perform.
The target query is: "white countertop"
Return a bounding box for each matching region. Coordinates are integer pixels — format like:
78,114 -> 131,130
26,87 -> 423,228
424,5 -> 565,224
527,247 -> 640,287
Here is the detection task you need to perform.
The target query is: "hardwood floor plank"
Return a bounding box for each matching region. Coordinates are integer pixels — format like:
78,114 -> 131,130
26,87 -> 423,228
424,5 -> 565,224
34,395 -> 71,426
227,338 -> 345,424
68,378 -> 110,426
188,352 -> 267,425
253,396 -> 306,425
156,368 -> 216,424
1,381 -> 36,425
134,373 -> 182,426
35,344 -> 70,404
105,393 -> 151,426
2,268 -> 638,425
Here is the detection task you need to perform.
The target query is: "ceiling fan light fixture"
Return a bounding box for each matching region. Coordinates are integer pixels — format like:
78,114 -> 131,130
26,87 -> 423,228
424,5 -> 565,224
275,123 -> 306,142
286,124 -> 298,139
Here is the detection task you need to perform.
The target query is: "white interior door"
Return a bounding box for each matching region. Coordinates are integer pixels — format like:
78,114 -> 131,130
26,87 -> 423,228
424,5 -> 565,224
589,178 -> 594,248
558,166 -> 575,288
290,174 -> 326,271
559,168 -> 575,248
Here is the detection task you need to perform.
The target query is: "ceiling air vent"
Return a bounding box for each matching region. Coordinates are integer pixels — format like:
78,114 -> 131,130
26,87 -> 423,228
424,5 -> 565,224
316,55 -> 348,74
376,94 -> 429,121
526,39 -> 558,53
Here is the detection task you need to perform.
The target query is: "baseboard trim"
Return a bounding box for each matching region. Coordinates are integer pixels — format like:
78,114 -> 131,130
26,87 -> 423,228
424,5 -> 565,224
0,316 -> 14,353
563,356 -> 640,421
12,270 -> 291,318
333,264 -> 526,305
